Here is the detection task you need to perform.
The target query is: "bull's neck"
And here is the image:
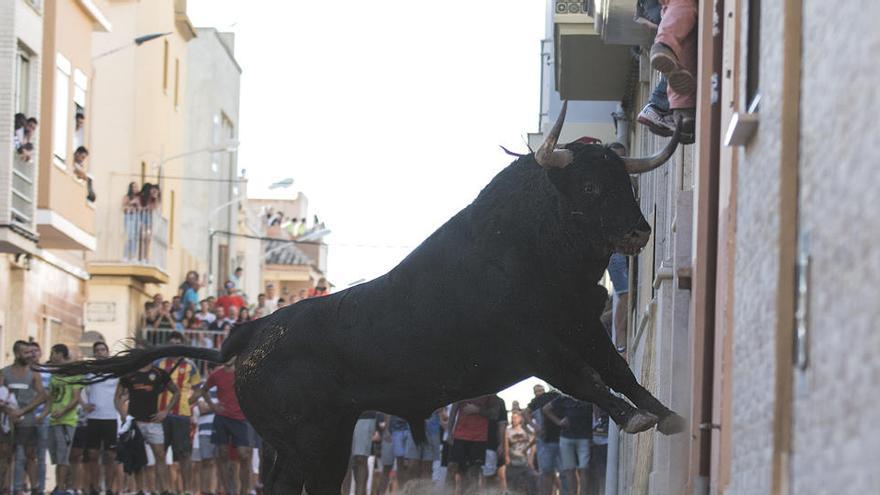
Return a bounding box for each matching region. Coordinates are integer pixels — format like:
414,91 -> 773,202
462,164 -> 610,286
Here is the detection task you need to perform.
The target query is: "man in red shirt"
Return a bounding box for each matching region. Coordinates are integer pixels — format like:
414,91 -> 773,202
214,281 -> 246,316
446,395 -> 500,492
197,360 -> 253,495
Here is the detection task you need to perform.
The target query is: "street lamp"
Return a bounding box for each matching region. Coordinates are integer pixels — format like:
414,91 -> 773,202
156,140 -> 240,169
92,32 -> 171,61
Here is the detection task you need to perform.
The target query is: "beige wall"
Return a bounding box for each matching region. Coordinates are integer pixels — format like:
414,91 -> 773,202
37,0 -> 100,236
87,0 -> 196,340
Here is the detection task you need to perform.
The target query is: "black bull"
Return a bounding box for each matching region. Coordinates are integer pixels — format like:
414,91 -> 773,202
44,110 -> 685,494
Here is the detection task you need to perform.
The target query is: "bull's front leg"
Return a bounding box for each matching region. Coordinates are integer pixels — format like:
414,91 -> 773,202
536,347 -> 659,434
582,327 -> 685,435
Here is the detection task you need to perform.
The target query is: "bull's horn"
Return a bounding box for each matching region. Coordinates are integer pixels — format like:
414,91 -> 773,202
535,101 -> 574,169
622,113 -> 683,174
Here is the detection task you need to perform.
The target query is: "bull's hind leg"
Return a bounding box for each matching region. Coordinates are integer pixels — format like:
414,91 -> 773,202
585,333 -> 685,434
300,413 -> 359,495
262,442 -> 305,495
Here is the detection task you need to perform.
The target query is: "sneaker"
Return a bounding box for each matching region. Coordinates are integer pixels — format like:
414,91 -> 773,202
650,42 -> 679,73
637,104 -> 676,137
651,42 -> 697,95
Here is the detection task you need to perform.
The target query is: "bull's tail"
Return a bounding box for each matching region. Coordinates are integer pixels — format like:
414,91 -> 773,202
39,320 -> 259,383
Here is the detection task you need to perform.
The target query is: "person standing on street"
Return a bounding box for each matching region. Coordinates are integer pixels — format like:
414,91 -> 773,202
116,359 -> 179,495
156,332 -> 202,495
197,360 -> 253,495
43,344 -> 83,495
83,341 -> 119,495
1,340 -> 48,494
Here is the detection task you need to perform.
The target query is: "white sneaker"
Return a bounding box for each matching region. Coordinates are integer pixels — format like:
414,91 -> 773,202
637,104 -> 675,137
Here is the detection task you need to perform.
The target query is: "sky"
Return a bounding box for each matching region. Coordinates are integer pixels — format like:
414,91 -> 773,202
187,1 -> 550,406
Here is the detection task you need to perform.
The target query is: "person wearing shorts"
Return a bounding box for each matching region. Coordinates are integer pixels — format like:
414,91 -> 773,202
45,344 -> 83,494
348,411 -> 378,495
118,362 -> 178,495
544,395 -> 593,495
156,332 -> 202,495
2,340 -> 48,494
447,396 -> 500,494
404,420 -> 436,480
198,360 -> 252,495
527,387 -> 561,495
194,393 -> 218,495
83,341 -> 119,494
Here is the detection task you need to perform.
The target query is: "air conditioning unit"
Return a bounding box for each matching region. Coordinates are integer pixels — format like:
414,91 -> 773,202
556,1 -> 584,14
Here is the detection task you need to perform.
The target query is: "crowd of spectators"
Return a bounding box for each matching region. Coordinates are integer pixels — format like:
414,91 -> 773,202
340,385 -> 608,495
262,207 -> 326,241
0,268 -> 330,495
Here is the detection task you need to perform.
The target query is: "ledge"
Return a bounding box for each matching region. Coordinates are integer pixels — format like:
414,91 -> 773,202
87,262 -> 170,285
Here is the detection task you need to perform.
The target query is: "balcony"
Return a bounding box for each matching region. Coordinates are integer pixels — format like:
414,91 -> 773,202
553,0 -> 635,101
88,207 -> 170,284
587,0 -> 657,46
0,153 -> 40,253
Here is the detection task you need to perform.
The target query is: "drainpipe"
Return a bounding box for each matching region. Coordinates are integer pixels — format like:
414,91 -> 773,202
611,103 -> 629,149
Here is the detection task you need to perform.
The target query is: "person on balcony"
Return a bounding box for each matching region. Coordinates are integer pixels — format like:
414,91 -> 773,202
13,113 -> 26,150
649,0 -> 698,143
72,146 -> 89,181
16,143 -> 34,163
24,117 -> 38,146
137,183 -> 161,262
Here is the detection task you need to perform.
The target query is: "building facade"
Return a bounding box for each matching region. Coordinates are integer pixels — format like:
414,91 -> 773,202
0,0 -> 110,359
85,0 -> 196,348
540,1 -> 880,494
183,27 -> 241,297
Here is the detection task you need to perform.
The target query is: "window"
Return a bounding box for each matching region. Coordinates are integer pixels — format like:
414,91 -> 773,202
140,161 -> 147,185
15,52 -> 30,114
73,69 -> 87,149
174,58 -> 180,108
746,0 -> 761,106
163,39 -> 169,91
53,53 -> 72,165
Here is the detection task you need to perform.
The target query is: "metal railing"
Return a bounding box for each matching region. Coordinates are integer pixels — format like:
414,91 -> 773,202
121,207 -> 168,270
10,155 -> 35,229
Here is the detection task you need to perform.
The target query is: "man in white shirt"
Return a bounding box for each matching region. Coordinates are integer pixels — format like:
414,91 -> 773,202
82,341 -> 119,494
264,284 -> 279,313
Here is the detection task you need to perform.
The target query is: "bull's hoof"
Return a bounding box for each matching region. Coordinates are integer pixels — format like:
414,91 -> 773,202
622,410 -> 659,433
657,413 -> 686,435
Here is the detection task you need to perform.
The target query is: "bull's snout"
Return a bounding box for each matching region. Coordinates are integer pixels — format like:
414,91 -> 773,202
615,219 -> 651,255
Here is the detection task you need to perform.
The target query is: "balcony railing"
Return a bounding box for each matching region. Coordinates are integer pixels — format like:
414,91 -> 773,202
10,156 -> 36,230
122,207 -> 168,269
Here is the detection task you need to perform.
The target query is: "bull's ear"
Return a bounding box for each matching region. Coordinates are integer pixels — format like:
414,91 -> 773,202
546,167 -> 571,194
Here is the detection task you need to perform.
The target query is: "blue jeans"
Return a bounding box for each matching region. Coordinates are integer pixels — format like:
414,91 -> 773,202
649,76 -> 670,112
607,253 -> 629,295
14,423 -> 48,492
536,440 -> 560,474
